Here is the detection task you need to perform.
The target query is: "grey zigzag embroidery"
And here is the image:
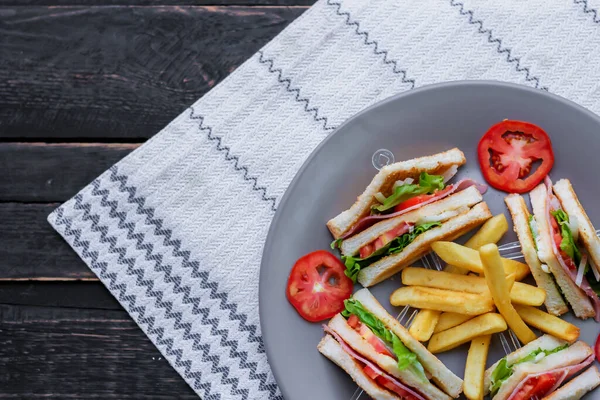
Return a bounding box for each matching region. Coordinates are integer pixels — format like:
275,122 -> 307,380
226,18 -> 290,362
575,0 -> 600,23
449,0 -> 548,91
189,108 -> 278,212
52,167 -> 282,400
257,50 -> 336,131
326,0 -> 416,89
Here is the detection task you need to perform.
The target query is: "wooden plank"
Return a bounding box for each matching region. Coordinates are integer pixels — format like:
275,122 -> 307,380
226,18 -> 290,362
0,203 -> 96,280
0,143 -> 137,202
0,282 -> 121,309
0,304 -> 197,398
0,6 -> 306,140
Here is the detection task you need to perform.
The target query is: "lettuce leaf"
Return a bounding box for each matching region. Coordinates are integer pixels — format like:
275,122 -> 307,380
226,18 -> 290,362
551,209 -> 581,264
342,222 -> 441,282
330,238 -> 343,249
341,299 -> 427,381
489,344 -> 569,396
371,172 -> 445,213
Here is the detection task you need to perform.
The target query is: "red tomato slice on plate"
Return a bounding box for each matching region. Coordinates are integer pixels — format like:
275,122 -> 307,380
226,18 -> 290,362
477,120 -> 554,193
510,373 -> 558,400
393,186 -> 453,212
286,250 -> 353,322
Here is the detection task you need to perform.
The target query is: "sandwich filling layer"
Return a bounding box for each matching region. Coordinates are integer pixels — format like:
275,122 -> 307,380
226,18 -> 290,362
334,174 -> 487,242
490,343 -> 594,399
342,221 -> 441,281
543,178 -> 600,320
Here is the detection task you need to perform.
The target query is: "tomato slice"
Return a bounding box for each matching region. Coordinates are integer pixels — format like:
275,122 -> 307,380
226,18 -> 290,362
286,250 -> 353,322
477,120 -> 554,193
363,366 -> 420,400
393,186 -> 454,212
363,365 -> 380,380
595,332 -> 600,362
511,373 -> 558,400
357,324 -> 394,358
347,314 -> 360,329
359,222 -> 413,259
376,376 -> 420,400
550,213 -> 577,270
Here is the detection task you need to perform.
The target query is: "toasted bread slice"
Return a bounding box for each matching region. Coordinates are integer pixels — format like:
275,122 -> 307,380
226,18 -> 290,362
505,194 -> 568,316
328,315 -> 452,400
484,335 -> 567,394
530,183 -> 595,319
553,179 -> 600,270
317,335 -> 400,400
352,289 -> 463,397
327,148 -> 466,239
543,365 -> 600,400
341,185 -> 483,256
357,202 -> 492,287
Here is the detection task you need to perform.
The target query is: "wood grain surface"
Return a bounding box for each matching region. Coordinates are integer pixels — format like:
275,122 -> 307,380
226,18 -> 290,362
0,6 -> 306,140
0,1 -> 305,396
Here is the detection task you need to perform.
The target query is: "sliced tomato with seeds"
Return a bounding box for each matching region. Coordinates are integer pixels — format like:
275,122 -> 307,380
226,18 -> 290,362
478,120 -> 554,193
510,373 -> 558,400
286,250 -> 353,322
393,186 -> 454,212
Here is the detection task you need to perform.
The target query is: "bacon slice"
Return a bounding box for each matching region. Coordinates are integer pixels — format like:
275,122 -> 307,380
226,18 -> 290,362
506,354 -> 594,400
544,178 -> 600,322
340,179 -> 488,239
322,325 -> 427,400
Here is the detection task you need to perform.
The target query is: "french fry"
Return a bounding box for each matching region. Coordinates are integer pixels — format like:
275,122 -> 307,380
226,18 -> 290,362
464,335 -> 492,400
514,304 -> 580,343
464,214 -> 509,251
479,244 -> 536,344
401,267 -> 545,306
432,241 -> 530,280
427,313 -> 507,353
444,214 -> 508,275
409,309 -> 440,342
434,312 -> 474,333
390,286 -> 495,315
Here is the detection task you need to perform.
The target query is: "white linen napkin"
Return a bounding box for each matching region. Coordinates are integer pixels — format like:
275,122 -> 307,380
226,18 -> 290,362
48,0 -> 600,398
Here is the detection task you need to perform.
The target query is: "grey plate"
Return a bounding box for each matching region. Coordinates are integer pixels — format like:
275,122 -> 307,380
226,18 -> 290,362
259,81 -> 600,400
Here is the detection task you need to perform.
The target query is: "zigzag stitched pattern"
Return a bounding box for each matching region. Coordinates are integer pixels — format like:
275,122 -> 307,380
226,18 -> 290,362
257,50 -> 336,131
326,0 -> 416,89
52,166 -> 282,400
575,0 -> 600,23
449,0 -> 549,91
190,108 -> 278,212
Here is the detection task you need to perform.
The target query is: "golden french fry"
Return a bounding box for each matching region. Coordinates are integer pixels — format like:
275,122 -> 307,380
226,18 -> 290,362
408,309 -> 440,342
428,313 -> 507,353
390,286 -> 495,315
464,334 -> 492,400
434,312 -> 474,333
479,244 -> 536,344
464,214 -> 509,250
514,304 -> 580,343
432,242 -> 530,280
401,267 -> 545,306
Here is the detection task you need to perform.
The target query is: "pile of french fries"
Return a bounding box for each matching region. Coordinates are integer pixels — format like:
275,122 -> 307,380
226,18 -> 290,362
389,215 -> 581,400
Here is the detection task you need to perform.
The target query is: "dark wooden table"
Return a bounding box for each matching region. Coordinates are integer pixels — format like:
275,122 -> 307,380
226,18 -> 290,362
0,0 -> 313,396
